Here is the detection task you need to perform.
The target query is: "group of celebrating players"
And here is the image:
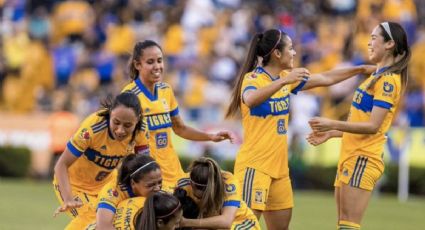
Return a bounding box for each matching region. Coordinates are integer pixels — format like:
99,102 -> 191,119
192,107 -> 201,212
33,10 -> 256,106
53,21 -> 411,230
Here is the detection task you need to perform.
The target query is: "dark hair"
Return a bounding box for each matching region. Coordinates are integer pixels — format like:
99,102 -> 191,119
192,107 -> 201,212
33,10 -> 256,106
129,40 -> 162,80
118,154 -> 160,187
368,22 -> 411,91
137,192 -> 181,230
189,157 -> 225,218
226,29 -> 288,118
98,92 -> 143,143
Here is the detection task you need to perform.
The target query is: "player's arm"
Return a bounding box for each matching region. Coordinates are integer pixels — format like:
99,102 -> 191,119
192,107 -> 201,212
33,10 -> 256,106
53,147 -> 82,213
302,65 -> 376,90
309,106 -> 389,134
306,130 -> 343,146
180,206 -> 237,229
95,208 -> 116,230
171,115 -> 234,143
243,68 -> 307,107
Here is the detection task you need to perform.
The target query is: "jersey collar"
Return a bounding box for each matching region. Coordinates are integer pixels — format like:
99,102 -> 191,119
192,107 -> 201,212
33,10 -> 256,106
135,78 -> 158,101
255,67 -> 279,81
372,66 -> 390,77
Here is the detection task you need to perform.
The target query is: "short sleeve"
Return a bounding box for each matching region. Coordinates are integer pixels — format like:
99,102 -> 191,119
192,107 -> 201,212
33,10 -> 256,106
373,75 -> 399,110
169,87 -> 179,117
97,181 -> 121,214
67,117 -> 93,157
223,173 -> 241,208
290,76 -> 309,95
241,73 -> 261,103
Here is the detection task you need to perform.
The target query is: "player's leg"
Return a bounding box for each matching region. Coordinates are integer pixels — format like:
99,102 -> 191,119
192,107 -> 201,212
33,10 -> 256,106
235,167 -> 271,221
262,176 -> 293,230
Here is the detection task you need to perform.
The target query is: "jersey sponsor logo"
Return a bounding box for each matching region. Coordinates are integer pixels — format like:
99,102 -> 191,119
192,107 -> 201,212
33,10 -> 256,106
383,82 -> 394,93
79,128 -> 90,140
147,113 -> 172,130
156,132 -> 168,149
250,95 -> 290,118
84,148 -> 123,169
277,119 -> 287,135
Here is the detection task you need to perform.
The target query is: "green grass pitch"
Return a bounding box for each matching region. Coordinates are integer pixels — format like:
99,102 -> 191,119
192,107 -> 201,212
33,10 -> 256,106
0,179 -> 424,229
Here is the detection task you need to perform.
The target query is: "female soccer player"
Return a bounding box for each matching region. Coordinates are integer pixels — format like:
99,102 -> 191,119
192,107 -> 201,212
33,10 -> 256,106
308,21 -> 410,229
95,154 -> 162,230
122,40 -> 234,191
137,192 -> 183,230
177,157 -> 260,229
226,28 -> 375,230
53,92 -> 149,229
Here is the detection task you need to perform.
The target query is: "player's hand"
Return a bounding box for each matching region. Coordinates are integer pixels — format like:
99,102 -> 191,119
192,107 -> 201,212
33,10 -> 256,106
309,117 -> 335,132
53,197 -> 83,217
282,68 -> 310,85
361,65 -> 377,75
209,131 -> 235,143
306,131 -> 332,146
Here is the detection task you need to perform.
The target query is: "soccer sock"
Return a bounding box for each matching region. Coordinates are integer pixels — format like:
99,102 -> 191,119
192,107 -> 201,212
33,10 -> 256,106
338,220 -> 360,229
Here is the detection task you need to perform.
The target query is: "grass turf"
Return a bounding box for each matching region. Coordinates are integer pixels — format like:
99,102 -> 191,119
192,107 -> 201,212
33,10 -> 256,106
0,179 -> 424,229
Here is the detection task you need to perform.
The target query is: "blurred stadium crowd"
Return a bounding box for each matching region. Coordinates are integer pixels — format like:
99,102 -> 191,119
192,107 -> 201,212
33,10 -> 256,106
0,0 -> 424,134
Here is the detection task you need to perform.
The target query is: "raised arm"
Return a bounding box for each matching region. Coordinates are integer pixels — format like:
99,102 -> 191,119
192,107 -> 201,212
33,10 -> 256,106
309,106 -> 389,134
243,68 -> 308,107
171,115 -> 234,143
302,65 -> 376,90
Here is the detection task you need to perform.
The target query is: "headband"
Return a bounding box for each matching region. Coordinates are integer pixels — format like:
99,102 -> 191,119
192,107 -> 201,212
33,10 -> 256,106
190,179 -> 207,187
130,161 -> 156,178
157,202 -> 181,218
380,22 -> 394,41
264,30 -> 282,57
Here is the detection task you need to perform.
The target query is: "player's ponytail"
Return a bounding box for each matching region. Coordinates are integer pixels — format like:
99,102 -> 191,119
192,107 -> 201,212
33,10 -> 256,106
226,29 -> 287,118
189,157 -> 225,218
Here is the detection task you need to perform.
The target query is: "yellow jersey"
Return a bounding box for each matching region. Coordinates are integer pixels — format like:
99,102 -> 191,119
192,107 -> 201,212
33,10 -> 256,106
177,171 -> 258,224
53,112 -> 149,195
113,197 -> 145,230
340,69 -> 401,163
122,79 -> 184,185
97,176 -> 137,214
235,67 -> 308,178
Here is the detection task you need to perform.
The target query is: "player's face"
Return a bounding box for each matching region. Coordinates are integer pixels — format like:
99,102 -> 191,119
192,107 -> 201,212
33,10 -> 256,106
135,46 -> 164,86
158,209 -> 183,230
279,35 -> 296,69
368,26 -> 388,64
110,105 -> 139,141
132,168 -> 162,197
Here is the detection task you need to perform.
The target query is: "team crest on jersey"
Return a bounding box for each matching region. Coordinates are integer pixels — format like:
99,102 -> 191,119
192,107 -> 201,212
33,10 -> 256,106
383,82 -> 394,93
254,190 -> 264,204
161,99 -> 169,110
145,108 -> 150,113
225,184 -> 236,194
79,128 -> 90,140
108,188 -> 119,197
100,145 -> 107,150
